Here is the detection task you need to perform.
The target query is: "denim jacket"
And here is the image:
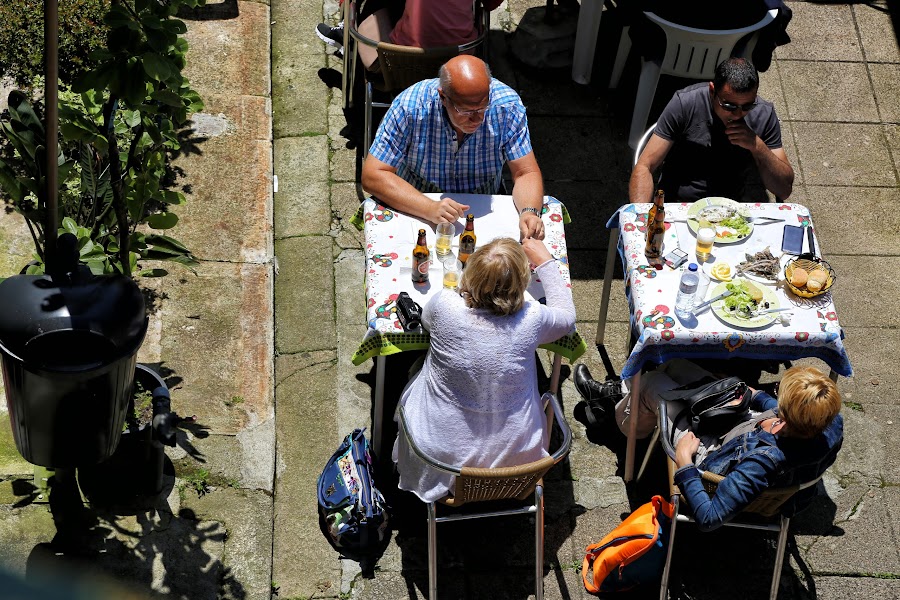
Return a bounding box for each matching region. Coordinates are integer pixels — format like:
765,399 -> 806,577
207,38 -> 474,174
673,390 -> 844,531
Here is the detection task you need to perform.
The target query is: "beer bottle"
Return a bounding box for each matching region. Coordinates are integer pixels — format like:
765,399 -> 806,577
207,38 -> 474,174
645,189 -> 664,248
458,214 -> 476,266
645,195 -> 666,260
412,228 -> 430,284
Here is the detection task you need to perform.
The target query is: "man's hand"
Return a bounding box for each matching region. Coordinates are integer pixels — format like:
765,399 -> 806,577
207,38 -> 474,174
724,119 -> 759,151
675,432 -> 701,468
519,211 -> 544,241
428,197 -> 470,223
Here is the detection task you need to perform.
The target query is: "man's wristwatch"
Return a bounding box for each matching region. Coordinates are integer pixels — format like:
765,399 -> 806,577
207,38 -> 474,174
519,207 -> 539,217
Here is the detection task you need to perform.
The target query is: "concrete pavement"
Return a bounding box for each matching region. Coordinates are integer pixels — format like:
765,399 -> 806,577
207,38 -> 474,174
0,0 -> 898,598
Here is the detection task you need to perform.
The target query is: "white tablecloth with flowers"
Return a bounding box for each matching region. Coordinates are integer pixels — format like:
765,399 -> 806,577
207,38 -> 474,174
350,194 -> 587,365
608,202 -> 853,378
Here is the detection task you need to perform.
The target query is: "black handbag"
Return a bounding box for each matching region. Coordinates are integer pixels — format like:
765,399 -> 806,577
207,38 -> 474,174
659,376 -> 752,436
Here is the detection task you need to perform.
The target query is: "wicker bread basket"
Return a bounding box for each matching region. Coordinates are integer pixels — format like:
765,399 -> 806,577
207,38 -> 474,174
784,257 -> 835,298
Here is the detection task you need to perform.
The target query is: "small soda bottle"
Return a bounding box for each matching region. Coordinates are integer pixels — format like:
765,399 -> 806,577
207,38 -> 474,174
412,228 -> 430,284
458,214 -> 476,266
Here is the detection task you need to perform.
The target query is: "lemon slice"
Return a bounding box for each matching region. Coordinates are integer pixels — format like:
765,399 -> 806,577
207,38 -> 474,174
711,262 -> 733,281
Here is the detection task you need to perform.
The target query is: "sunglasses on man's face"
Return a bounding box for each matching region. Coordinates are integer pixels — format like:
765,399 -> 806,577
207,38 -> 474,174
716,94 -> 758,113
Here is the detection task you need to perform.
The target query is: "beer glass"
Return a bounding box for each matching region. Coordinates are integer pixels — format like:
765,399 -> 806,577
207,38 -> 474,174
435,222 -> 454,259
695,227 -> 716,263
442,257 -> 462,289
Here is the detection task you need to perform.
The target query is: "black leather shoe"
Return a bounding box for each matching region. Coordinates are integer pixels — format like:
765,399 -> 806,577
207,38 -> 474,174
574,364 -> 609,403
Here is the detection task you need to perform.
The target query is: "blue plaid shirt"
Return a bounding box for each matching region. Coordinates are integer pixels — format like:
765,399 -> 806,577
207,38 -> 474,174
369,78 -> 534,194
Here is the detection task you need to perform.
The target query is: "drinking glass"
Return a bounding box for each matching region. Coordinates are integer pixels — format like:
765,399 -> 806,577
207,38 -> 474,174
442,257 -> 462,289
695,227 -> 716,263
435,222 -> 454,259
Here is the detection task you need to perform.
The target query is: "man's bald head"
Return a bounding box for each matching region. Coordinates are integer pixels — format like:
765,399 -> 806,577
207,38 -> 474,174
439,56 -> 492,103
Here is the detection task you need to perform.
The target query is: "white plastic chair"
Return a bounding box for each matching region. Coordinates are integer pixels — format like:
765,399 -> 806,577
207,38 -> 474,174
633,122 -> 657,167
609,9 -> 778,148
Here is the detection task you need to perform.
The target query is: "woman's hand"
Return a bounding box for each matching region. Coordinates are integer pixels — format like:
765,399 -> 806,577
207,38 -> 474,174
521,238 -> 552,268
675,432 -> 701,469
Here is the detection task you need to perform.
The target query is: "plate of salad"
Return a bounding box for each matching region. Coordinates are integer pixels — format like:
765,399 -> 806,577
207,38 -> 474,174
710,278 -> 780,328
686,197 -> 753,244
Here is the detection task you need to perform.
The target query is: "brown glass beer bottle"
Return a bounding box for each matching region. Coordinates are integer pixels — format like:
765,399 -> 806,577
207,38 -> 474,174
458,214 -> 476,266
412,228 -> 430,284
645,191 -> 666,260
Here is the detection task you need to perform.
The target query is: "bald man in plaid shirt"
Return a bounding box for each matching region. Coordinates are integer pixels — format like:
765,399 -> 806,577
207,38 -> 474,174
362,55 -> 546,240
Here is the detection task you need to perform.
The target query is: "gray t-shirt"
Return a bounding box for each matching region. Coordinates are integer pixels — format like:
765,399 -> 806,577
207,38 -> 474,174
655,82 -> 783,202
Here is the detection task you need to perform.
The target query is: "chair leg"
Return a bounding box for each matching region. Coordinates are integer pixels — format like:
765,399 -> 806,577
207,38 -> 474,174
608,26 -> 632,89
637,425 -> 660,482
535,484 -> 545,600
629,59 -> 661,149
427,502 -> 438,600
659,494 -> 679,600
363,82 -> 373,160
769,515 -> 790,600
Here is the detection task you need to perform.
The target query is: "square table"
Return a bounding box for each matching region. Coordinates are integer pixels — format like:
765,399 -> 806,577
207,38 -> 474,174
352,193 -> 587,451
597,201 -> 853,481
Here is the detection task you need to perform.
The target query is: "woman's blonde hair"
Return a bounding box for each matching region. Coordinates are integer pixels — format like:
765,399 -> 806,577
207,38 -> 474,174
459,238 -> 530,316
777,366 -> 841,439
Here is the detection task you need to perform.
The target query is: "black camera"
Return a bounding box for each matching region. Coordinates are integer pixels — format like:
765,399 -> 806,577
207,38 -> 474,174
396,292 -> 423,332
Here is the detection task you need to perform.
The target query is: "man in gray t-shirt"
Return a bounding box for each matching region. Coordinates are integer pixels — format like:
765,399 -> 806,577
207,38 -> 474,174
629,58 -> 794,203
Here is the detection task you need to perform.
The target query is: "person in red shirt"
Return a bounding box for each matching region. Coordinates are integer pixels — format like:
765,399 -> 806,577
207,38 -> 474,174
316,0 -> 502,69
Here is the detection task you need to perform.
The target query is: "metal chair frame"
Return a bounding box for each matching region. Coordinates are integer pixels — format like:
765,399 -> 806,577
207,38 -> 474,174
397,392 -> 572,600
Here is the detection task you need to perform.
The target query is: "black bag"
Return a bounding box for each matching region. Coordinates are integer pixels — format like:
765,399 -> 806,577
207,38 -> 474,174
317,429 -> 391,572
660,376 -> 751,436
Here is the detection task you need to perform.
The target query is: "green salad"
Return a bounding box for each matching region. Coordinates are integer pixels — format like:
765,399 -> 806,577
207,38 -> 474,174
723,280 -> 769,318
719,216 -> 751,238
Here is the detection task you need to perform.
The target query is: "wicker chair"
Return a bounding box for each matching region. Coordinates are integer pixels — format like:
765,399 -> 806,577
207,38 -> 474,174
656,399 -> 824,600
397,392 -> 572,600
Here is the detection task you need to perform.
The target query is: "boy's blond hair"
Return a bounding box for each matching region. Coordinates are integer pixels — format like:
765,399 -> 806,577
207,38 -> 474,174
777,366 -> 841,439
459,238 -> 530,316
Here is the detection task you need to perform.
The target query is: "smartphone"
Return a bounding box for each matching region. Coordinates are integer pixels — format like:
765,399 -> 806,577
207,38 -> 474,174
781,225 -> 805,255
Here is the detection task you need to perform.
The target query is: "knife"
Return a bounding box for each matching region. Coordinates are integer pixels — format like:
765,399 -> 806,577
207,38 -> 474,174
807,226 -> 816,258
692,289 -> 732,314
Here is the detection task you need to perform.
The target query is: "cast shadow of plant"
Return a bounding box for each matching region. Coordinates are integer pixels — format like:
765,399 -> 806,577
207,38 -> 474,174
178,0 -> 239,21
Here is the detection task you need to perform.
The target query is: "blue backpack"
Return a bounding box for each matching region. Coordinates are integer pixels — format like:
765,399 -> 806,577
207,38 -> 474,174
317,429 -> 391,570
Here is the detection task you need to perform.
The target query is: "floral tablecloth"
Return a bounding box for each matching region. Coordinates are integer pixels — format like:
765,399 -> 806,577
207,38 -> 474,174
608,202 -> 853,379
351,194 -> 587,365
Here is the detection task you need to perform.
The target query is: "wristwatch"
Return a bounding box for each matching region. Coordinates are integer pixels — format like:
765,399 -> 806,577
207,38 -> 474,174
519,207 -> 539,217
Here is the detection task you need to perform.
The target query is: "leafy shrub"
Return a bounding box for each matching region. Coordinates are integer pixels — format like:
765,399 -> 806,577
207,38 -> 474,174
0,0 -> 110,87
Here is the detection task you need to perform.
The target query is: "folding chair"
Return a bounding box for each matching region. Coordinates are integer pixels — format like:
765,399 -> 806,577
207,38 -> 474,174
608,9 -> 778,148
397,392 -> 572,600
655,399 -> 824,600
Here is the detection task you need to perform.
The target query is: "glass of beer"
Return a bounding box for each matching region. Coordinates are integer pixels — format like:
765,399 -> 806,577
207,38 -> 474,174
442,257 -> 462,289
435,222 -> 455,259
695,227 -> 716,263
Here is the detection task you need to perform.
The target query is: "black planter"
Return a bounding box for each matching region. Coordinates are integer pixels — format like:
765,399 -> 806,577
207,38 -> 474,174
0,269 -> 147,468
78,364 -> 172,501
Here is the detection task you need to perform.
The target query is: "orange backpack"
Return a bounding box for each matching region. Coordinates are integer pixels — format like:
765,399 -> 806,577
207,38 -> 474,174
582,495 -> 675,593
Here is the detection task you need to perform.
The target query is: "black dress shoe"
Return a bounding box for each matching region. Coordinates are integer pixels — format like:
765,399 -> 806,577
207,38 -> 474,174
574,364 -> 610,403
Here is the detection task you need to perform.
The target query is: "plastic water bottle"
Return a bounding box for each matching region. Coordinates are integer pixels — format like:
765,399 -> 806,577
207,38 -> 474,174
674,263 -> 700,319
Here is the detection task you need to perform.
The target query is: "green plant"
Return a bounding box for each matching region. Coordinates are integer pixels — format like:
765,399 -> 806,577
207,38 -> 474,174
183,467 -> 210,496
224,395 -> 244,407
124,380 -> 154,431
0,0 -> 203,277
0,0 -> 110,87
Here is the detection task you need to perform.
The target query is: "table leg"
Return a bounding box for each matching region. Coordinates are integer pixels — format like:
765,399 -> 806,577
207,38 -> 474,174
571,0 -> 604,84
549,353 -> 563,395
624,370 -> 641,482
596,227 -> 619,346
373,355 -> 386,455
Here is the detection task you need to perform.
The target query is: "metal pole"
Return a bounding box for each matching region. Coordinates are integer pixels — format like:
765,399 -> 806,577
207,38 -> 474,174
44,0 -> 59,273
